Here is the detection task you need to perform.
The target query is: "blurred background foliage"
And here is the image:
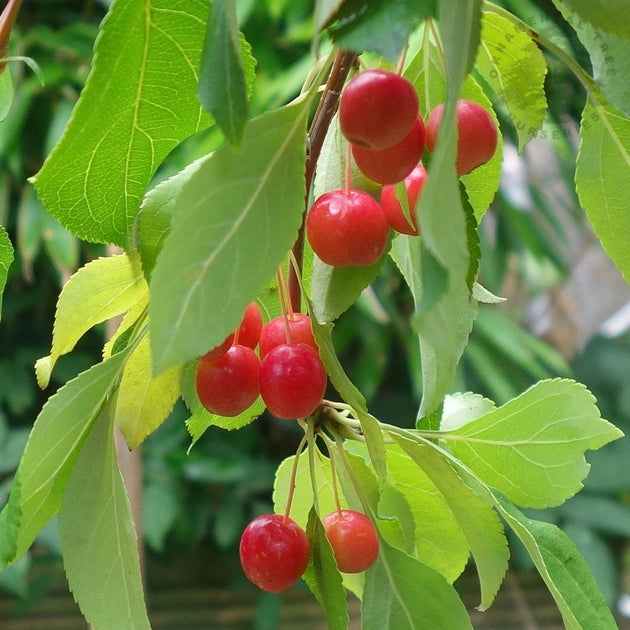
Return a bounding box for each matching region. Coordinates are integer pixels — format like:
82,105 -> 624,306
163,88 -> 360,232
1,0 -> 630,618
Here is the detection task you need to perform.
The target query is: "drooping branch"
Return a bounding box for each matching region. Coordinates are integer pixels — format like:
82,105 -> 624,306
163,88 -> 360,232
288,48 -> 358,312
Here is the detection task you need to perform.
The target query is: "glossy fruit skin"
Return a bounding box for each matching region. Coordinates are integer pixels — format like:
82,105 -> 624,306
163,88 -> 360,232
425,100 -> 497,175
306,189 -> 389,267
380,164 -> 428,235
259,343 -> 327,419
239,514 -> 311,593
195,345 -> 260,417
351,117 -> 425,185
236,302 -> 263,349
322,510 -> 379,573
339,70 -> 419,150
259,313 -> 317,358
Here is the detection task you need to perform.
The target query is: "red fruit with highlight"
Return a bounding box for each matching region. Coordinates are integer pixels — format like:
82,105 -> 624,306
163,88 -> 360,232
351,117 -> 425,185
239,514 -> 310,592
339,70 -> 419,150
195,345 -> 260,417
259,343 -> 327,419
425,100 -> 498,175
259,313 -> 317,358
306,189 -> 388,267
322,510 -> 379,573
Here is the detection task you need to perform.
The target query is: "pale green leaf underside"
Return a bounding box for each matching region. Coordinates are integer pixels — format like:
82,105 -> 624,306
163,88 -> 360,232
0,347 -> 134,568
576,98 -> 630,284
32,0 -> 210,246
444,379 -> 623,508
149,98 -> 311,373
493,493 -> 618,630
35,251 -> 147,389
552,0 -> 630,40
477,10 -> 547,151
59,409 -> 150,630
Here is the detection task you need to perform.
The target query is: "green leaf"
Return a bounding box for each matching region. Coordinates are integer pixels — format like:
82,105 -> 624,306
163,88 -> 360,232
552,0 -> 630,39
575,96 -> 630,284
59,407 -> 150,630
493,493 -> 618,630
198,0 -> 250,146
136,157 -> 205,279
0,225 -> 13,320
0,346 -> 134,569
555,3 -> 630,116
149,98 -> 311,373
440,391 -> 496,432
115,332 -> 182,449
392,434 -> 509,610
439,0 -> 482,85
477,10 -> 548,150
0,68 -> 12,121
31,0 -> 211,246
303,508 -> 349,630
327,0 -> 436,62
443,379 -> 624,508
34,251 -> 147,389
361,541 -> 473,630
386,446 -> 470,582
314,0 -> 345,32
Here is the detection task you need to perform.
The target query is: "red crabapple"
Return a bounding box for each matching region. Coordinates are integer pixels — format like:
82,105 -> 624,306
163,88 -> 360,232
425,100 -> 498,175
380,164 -> 428,235
195,345 -> 260,417
236,302 -> 263,349
259,343 -> 327,419
239,514 -> 311,592
339,70 -> 419,150
351,117 -> 425,185
322,510 -> 379,573
306,189 -> 389,267
259,312 -> 317,358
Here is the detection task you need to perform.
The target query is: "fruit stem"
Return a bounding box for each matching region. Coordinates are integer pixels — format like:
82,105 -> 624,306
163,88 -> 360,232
284,433 -> 309,521
288,48 -> 358,312
306,416 -> 321,515
0,0 -> 23,74
320,431 -> 344,517
276,266 -> 294,343
344,139 -> 352,195
395,41 -> 409,75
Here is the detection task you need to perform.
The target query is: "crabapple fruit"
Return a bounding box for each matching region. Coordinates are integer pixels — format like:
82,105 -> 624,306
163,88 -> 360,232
351,117 -> 425,185
239,514 -> 310,592
339,70 -> 419,150
380,164 -> 428,235
236,301 -> 263,349
425,99 -> 498,175
195,345 -> 260,417
259,312 -> 317,358
322,510 -> 379,573
259,343 -> 327,419
306,189 -> 389,267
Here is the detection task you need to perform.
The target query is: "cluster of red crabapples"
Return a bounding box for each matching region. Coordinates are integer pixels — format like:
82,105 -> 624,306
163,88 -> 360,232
306,69 -> 498,267
239,509 -> 380,592
195,302 -> 327,420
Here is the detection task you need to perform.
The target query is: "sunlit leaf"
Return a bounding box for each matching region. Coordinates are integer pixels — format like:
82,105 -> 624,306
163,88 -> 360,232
32,0 -> 211,246
477,10 -> 547,150
149,98 -> 311,373
34,251 -> 147,389
59,408 -> 149,630
443,379 -> 624,508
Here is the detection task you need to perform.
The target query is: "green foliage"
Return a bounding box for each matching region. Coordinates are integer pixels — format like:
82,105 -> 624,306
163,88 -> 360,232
1,0 -> 629,628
